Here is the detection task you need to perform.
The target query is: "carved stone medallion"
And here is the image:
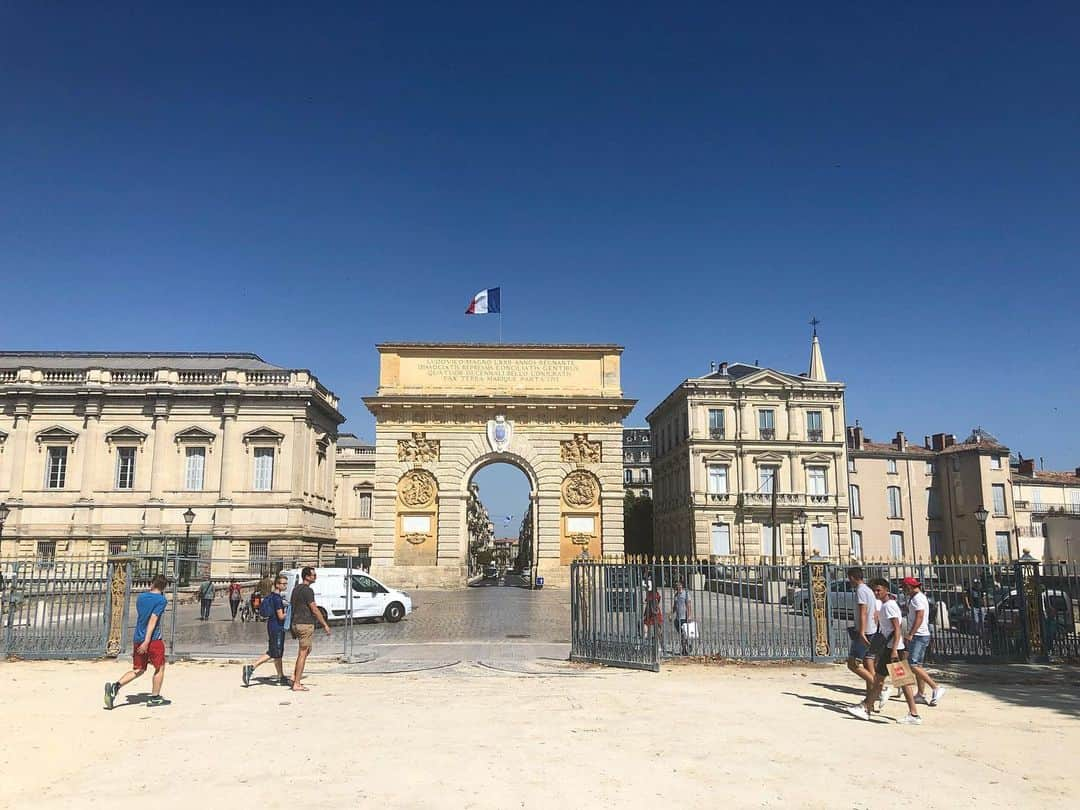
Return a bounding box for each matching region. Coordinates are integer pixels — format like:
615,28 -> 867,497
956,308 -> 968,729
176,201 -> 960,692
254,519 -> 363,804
397,431 -> 440,463
397,469 -> 437,508
486,415 -> 513,453
562,470 -> 599,508
560,433 -> 601,464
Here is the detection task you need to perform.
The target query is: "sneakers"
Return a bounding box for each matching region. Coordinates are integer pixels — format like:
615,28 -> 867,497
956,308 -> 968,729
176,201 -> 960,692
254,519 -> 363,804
914,693 -> 930,705
146,695 -> 167,707
278,677 -> 291,687
930,686 -> 947,706
242,664 -> 254,687
103,681 -> 118,710
874,694 -> 887,713
898,714 -> 922,725
847,704 -> 871,721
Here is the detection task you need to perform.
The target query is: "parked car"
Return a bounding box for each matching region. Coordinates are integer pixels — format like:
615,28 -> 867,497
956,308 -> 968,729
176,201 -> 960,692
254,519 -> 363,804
792,580 -> 855,616
282,567 -> 412,623
483,564 -> 499,580
988,589 -> 1072,634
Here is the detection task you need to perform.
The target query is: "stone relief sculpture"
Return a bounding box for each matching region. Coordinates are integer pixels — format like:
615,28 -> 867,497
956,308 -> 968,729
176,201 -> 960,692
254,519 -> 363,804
560,433 -> 601,464
562,470 -> 599,508
397,431 -> 441,463
397,469 -> 437,508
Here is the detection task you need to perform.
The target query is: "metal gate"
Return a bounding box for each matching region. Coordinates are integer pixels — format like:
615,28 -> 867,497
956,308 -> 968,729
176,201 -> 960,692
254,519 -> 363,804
570,559 -> 658,671
1,558 -> 113,659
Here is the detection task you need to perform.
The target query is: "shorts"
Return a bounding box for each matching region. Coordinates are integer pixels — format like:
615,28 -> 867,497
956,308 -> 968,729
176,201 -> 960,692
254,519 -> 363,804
849,631 -> 884,661
907,635 -> 930,667
133,639 -> 166,670
291,623 -> 314,650
875,645 -> 906,678
267,628 -> 286,659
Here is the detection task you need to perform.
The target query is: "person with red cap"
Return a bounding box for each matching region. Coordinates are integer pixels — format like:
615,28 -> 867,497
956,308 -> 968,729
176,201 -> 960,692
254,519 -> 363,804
901,576 -> 946,706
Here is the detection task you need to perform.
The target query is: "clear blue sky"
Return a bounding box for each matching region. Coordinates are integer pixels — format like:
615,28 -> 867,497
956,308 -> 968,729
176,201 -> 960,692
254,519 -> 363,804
3,4 -> 1079,521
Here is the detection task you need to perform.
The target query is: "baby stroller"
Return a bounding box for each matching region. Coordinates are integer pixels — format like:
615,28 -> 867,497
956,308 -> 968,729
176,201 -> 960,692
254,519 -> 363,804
240,592 -> 261,623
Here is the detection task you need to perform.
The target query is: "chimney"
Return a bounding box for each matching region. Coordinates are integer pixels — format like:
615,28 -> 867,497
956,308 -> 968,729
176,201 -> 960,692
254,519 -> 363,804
718,362 -> 728,376
846,425 -> 864,450
945,434 -> 956,448
1019,459 -> 1035,476
710,361 -> 716,373
893,431 -> 907,451
924,435 -> 931,450
931,433 -> 946,451
1075,467 -> 1080,478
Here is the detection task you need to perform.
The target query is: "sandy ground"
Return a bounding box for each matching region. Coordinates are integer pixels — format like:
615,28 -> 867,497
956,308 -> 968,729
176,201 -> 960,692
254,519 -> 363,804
1,658 -> 1076,809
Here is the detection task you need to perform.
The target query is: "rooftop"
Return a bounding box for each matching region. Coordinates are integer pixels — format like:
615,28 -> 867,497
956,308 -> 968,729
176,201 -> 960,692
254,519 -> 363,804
1013,469 -> 1080,485
0,351 -> 283,371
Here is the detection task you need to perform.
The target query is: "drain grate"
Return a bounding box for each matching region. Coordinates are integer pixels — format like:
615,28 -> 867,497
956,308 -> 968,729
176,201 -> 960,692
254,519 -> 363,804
505,634 -> 530,639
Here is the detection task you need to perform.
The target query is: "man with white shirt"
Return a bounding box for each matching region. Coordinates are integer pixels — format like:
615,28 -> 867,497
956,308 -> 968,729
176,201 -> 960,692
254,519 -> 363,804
901,576 -> 946,706
848,578 -> 922,725
845,567 -> 881,705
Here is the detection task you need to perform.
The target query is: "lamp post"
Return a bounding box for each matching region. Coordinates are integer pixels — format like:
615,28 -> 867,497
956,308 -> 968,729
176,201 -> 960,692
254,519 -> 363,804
795,510 -> 808,566
0,501 -> 10,560
974,505 -> 989,561
181,508 -> 196,585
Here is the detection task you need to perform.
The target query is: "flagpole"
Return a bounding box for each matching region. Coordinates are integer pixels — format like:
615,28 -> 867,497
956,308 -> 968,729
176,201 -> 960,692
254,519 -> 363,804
498,311 -> 503,344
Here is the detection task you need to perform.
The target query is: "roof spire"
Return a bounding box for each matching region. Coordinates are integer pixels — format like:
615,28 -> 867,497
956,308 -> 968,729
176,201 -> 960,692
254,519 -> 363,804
808,317 -> 826,381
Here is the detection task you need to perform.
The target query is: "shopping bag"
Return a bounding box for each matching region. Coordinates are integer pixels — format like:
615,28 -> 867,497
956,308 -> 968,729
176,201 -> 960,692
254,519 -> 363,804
887,660 -> 916,688
681,621 -> 699,640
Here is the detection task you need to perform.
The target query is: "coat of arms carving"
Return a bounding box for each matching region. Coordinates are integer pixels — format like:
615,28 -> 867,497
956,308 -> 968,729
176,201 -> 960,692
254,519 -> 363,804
397,469 -> 437,508
486,416 -> 513,453
397,431 -> 440,463
560,433 -> 601,464
562,470 -> 599,508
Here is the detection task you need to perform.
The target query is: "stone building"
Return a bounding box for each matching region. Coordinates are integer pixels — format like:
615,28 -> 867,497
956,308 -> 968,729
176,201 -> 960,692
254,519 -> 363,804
1011,458 -> 1080,562
0,352 -> 343,565
333,432 -> 376,560
648,334 -> 849,561
622,427 -> 652,498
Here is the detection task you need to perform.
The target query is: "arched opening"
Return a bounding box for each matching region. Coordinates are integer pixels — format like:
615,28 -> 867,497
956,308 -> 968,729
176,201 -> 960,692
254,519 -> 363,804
466,458 -> 535,588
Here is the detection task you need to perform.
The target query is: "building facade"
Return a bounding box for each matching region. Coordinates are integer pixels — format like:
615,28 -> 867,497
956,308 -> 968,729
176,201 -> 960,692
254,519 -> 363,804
333,432 -> 376,560
0,352 -> 343,566
1011,458 -> 1080,562
622,427 -> 652,498
649,335 -> 850,561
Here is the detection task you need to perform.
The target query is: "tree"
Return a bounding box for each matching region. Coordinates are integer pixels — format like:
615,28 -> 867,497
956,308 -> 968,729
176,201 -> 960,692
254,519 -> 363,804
623,491 -> 654,556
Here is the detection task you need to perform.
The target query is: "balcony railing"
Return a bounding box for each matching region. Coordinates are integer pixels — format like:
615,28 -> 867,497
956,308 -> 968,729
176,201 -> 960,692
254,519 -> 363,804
759,428 -> 775,440
739,492 -> 837,508
1032,504 -> 1080,516
807,429 -> 823,442
1013,500 -> 1030,510
709,429 -> 725,439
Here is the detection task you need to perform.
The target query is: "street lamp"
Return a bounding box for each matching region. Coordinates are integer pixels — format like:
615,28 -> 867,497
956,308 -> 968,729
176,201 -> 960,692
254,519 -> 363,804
183,507 -> 196,541
795,510 -> 808,565
974,505 -> 989,561
0,501 -> 10,559
181,507 -> 197,587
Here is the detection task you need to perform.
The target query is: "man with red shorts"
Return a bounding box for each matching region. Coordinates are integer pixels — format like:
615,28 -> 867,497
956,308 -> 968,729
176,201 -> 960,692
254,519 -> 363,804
104,573 -> 169,709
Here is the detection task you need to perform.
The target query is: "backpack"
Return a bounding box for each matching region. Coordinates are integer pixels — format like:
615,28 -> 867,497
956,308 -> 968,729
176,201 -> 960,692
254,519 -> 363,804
260,593 -> 277,619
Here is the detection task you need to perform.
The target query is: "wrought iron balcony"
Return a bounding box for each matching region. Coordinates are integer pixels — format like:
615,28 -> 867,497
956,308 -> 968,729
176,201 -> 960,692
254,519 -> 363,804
759,428 -> 775,440
739,492 -> 837,508
709,429 -> 725,439
807,429 -> 823,442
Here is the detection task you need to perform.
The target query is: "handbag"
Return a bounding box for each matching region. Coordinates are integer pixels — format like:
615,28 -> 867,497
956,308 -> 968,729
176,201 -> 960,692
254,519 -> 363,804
681,621 -> 699,640
283,603 -> 293,631
887,660 -> 916,688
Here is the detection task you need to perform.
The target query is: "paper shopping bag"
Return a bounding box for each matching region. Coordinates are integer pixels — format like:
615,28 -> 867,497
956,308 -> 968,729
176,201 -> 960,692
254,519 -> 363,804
681,621 -> 699,639
887,661 -> 917,688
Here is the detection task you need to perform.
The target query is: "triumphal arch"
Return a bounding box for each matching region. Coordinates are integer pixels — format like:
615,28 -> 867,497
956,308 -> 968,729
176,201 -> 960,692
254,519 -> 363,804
363,343 -> 636,587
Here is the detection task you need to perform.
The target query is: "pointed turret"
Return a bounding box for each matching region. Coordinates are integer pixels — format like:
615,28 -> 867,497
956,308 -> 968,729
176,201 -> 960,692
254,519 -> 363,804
808,323 -> 827,381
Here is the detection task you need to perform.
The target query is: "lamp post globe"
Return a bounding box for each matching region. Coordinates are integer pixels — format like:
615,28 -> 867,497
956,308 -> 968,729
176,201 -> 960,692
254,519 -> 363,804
0,501 -> 9,561
974,506 -> 989,560
795,510 -> 808,565
183,507 -> 196,539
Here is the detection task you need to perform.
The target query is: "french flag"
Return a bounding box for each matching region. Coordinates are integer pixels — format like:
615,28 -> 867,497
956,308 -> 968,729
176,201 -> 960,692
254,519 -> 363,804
465,287 -> 501,315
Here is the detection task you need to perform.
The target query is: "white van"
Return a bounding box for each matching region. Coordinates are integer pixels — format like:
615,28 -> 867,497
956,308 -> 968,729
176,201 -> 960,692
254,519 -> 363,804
281,568 -> 413,624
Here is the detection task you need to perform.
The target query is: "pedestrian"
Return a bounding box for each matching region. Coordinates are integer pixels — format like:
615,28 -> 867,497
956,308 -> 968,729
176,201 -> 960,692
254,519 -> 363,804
672,579 -> 693,655
257,571 -> 273,597
901,577 -> 946,706
197,576 -> 215,620
848,578 -> 922,725
243,574 -> 290,687
642,569 -> 663,650
290,567 -> 330,692
845,567 -> 882,707
228,578 -> 243,620
103,574 -> 169,709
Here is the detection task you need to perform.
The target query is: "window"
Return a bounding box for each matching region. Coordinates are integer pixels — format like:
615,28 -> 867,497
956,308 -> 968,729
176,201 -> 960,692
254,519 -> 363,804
115,447 -> 136,489
929,531 -> 943,557
184,447 -> 206,491
990,455 -> 1002,470
812,524 -> 831,557
887,459 -> 898,474
640,450 -> 649,462
925,461 -> 934,476
641,469 -> 650,484
37,540 -> 57,566
357,492 -> 372,519
248,541 -> 268,569
806,411 -> 823,441
758,410 -> 775,440
624,451 -> 633,463
253,447 -> 274,491
708,409 -> 725,439
759,466 -> 778,494
624,469 -> 633,484
1033,489 -> 1043,510
642,488 -> 651,499
890,531 -> 904,559
850,530 -> 863,560
707,465 -> 728,494
710,523 -> 731,556
760,523 -> 777,556
887,486 -> 903,518
995,532 -> 1011,559
45,447 -> 68,489
109,541 -> 127,556
848,457 -> 856,473
849,484 -> 861,517
927,488 -> 941,519
992,484 -> 1007,515
808,466 -> 828,496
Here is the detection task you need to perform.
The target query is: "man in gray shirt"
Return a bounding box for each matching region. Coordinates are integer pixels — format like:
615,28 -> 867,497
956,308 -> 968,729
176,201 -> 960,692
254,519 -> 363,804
290,567 -> 330,692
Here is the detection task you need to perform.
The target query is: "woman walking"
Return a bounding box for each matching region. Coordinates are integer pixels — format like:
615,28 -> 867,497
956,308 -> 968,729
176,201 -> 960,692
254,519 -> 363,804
228,579 -> 243,620
672,579 -> 693,655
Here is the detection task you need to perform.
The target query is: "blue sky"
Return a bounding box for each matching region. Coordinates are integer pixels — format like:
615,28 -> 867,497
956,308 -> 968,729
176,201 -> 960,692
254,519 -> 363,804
3,3 -> 1078,521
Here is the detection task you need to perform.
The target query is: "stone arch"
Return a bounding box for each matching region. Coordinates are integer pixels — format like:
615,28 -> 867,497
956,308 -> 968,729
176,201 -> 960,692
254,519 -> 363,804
460,451 -> 540,579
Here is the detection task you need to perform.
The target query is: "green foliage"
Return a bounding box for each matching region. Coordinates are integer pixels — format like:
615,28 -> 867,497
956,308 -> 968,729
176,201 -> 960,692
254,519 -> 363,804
623,492 -> 654,556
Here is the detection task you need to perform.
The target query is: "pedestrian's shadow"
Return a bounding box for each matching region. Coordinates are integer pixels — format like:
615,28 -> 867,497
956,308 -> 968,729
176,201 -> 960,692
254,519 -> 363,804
781,692 -> 888,722
810,682 -> 865,696
114,693 -> 172,709
246,677 -> 291,688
